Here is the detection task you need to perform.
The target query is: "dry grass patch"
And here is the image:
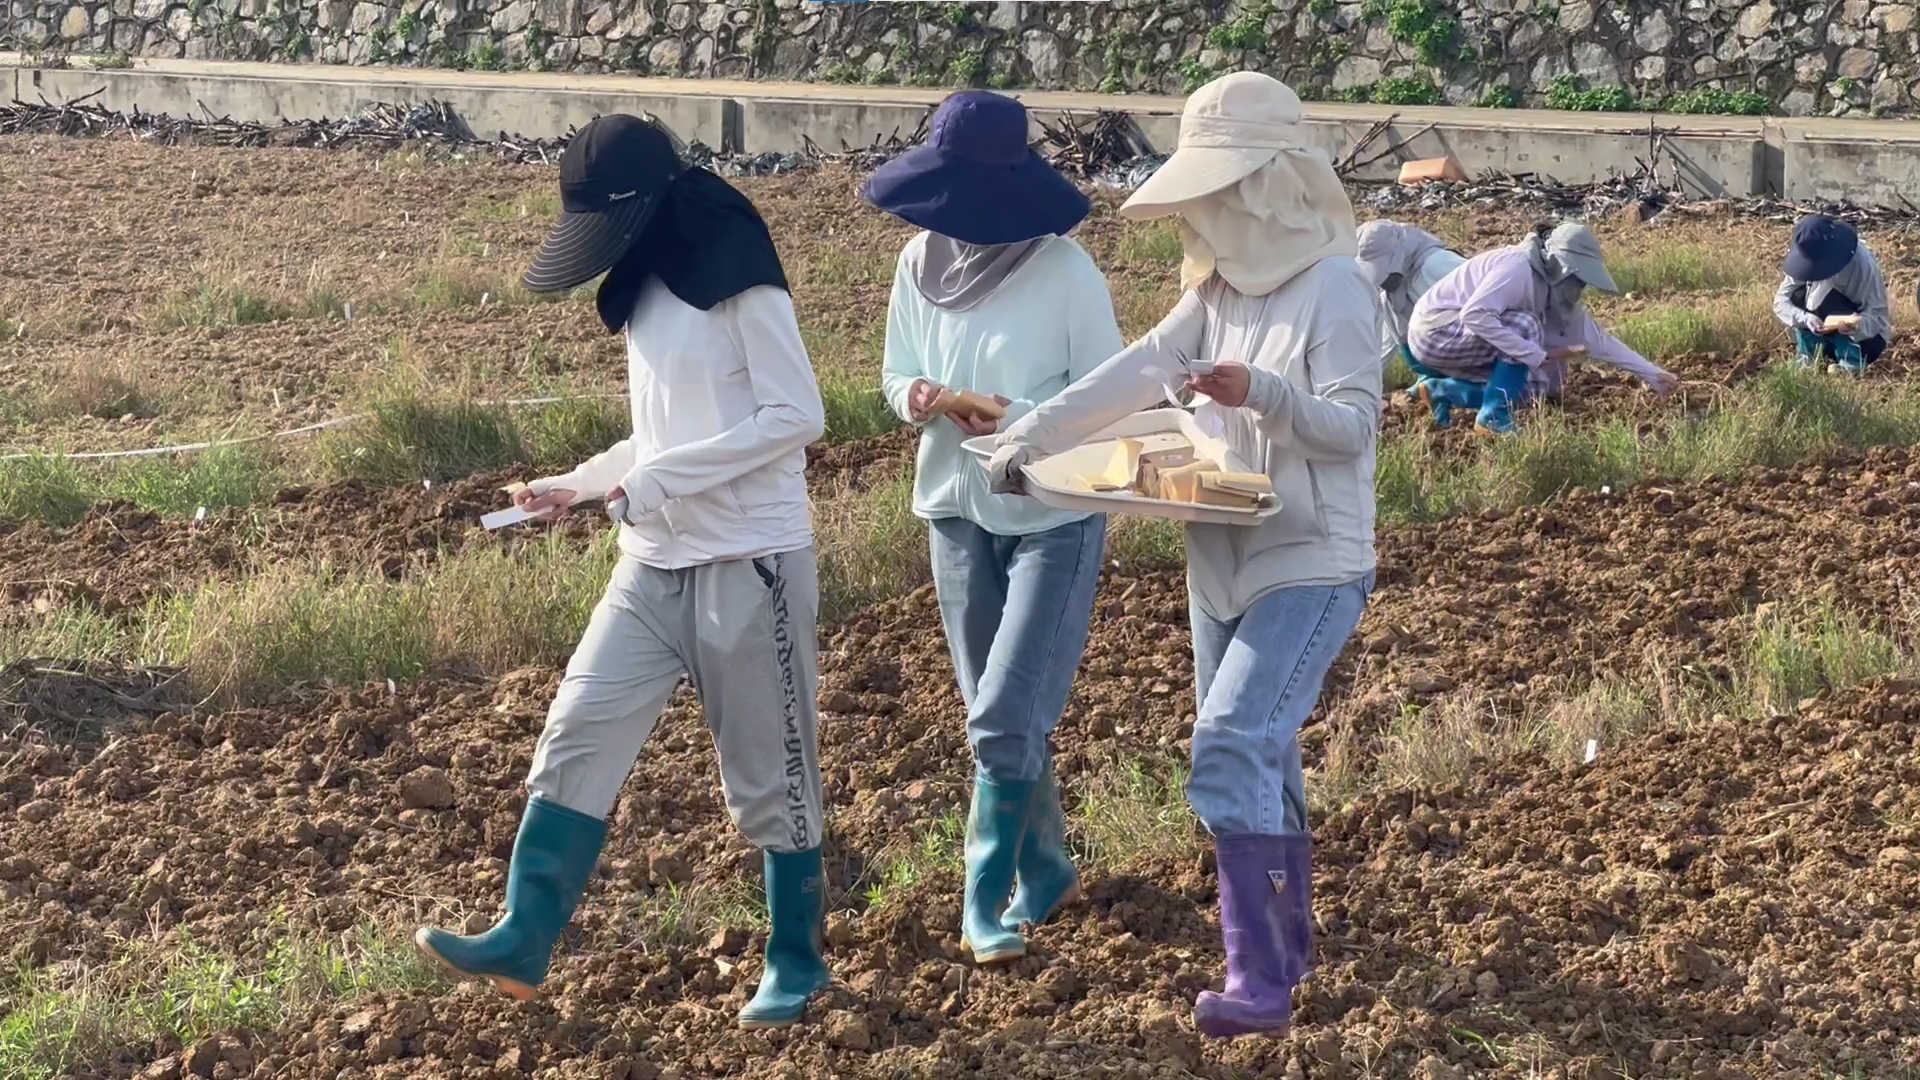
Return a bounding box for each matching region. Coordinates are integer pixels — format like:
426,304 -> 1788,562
0,922 -> 439,1080
152,267 -> 346,329
1318,599 -> 1906,806
812,465 -> 926,622
1069,755 -> 1201,871
461,190 -> 562,223
1117,220 -> 1184,266
36,359 -> 158,420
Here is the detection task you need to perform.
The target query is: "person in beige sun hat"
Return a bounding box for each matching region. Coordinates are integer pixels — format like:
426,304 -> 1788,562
988,70 -> 1379,1042
1124,71 -> 1359,295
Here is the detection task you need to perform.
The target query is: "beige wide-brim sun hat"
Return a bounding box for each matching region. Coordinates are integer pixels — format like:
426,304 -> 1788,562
1122,72 -> 1308,219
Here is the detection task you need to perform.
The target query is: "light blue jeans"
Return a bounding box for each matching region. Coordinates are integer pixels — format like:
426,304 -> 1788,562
1187,573 -> 1374,836
929,515 -> 1107,783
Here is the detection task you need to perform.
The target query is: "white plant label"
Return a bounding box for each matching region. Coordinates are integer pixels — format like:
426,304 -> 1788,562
482,506 -> 540,530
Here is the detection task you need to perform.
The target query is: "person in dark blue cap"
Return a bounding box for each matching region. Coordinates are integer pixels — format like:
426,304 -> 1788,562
1774,213 -> 1891,376
413,114 -> 833,1030
862,90 -> 1123,966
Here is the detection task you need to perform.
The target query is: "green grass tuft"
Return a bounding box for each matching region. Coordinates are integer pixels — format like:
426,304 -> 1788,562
813,466 -> 927,622
0,447 -> 274,527
18,532 -> 619,700
818,370 -> 901,444
861,808 -> 965,910
1106,516 -> 1184,570
514,395 -> 633,472
1379,364 -> 1920,524
1118,221 -> 1186,265
1070,756 -> 1198,870
630,879 -> 768,947
0,924 -> 439,1080
1608,246 -> 1760,296
1745,600 -> 1904,713
321,394 -> 526,485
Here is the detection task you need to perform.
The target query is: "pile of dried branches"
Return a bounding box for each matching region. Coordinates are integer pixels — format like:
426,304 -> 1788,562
799,114 -> 932,170
0,657 -> 189,743
0,88 -> 568,163
8,91 -> 1915,224
1037,109 -> 1157,177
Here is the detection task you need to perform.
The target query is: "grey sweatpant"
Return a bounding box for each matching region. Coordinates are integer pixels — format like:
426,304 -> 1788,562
525,548 -> 823,853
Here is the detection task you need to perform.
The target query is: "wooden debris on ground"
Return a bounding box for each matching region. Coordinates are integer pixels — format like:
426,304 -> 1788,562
0,88 -> 568,163
1036,109 -> 1157,177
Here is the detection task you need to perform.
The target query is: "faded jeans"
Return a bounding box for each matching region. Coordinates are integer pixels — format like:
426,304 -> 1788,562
929,515 -> 1107,783
1187,573 -> 1374,836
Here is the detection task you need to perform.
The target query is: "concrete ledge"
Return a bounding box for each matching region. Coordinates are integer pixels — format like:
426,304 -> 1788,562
1782,125 -> 1920,206
11,56 -> 1920,205
10,64 -> 736,150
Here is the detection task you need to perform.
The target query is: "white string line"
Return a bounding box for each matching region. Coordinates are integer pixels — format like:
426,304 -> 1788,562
0,393 -> 627,463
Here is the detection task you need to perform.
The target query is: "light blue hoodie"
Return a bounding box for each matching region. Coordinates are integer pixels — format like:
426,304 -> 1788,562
880,232 -> 1124,536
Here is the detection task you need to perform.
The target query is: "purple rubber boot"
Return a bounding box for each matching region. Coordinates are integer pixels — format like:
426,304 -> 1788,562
1194,832 -> 1312,1039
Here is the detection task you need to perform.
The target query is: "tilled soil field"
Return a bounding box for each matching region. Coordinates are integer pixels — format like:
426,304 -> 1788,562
6,607 -> 1920,1078
8,454 -> 1920,1077
6,134 -> 1920,1079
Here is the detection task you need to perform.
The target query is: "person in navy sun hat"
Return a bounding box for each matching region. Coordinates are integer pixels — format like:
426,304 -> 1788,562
1774,213 -> 1891,376
861,89 -> 1121,970
860,90 -> 1092,246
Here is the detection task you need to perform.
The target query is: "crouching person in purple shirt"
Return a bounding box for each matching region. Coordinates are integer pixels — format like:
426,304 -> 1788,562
1406,222 -> 1678,434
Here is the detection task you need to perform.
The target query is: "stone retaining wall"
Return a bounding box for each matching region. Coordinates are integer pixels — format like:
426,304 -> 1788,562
5,0 -> 1917,117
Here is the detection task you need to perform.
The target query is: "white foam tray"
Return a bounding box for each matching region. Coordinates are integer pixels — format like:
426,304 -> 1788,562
964,409 -> 1278,527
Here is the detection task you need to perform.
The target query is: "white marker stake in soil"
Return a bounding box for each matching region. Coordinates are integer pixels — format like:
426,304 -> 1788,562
1584,739 -> 1599,765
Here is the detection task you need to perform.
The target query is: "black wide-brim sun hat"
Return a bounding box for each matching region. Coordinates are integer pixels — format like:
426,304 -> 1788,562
523,114 -> 682,293
1783,214 -> 1859,283
860,91 -> 1090,246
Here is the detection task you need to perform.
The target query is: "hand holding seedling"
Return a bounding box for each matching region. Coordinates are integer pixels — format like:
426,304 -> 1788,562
907,379 -> 943,422
948,395 -> 1012,436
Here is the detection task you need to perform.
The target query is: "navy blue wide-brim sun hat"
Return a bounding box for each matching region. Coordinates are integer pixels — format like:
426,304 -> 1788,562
1784,213 -> 1859,282
860,91 -> 1090,246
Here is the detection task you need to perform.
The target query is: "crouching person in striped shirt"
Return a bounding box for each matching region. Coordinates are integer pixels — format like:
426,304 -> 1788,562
413,115 -> 832,1029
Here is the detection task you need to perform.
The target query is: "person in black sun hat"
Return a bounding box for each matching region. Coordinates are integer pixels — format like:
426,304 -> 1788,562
413,114 -> 832,1030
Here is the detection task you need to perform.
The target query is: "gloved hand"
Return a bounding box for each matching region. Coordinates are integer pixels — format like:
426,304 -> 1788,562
987,444 -> 1032,495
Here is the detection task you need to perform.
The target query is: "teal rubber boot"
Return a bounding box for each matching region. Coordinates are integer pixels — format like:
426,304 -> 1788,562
738,847 -> 832,1028
1001,758 -> 1079,932
1793,327 -> 1825,369
1416,377 -> 1483,428
1474,360 -> 1529,436
413,797 -> 606,1000
962,775 -> 1032,963
1830,334 -> 1868,376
